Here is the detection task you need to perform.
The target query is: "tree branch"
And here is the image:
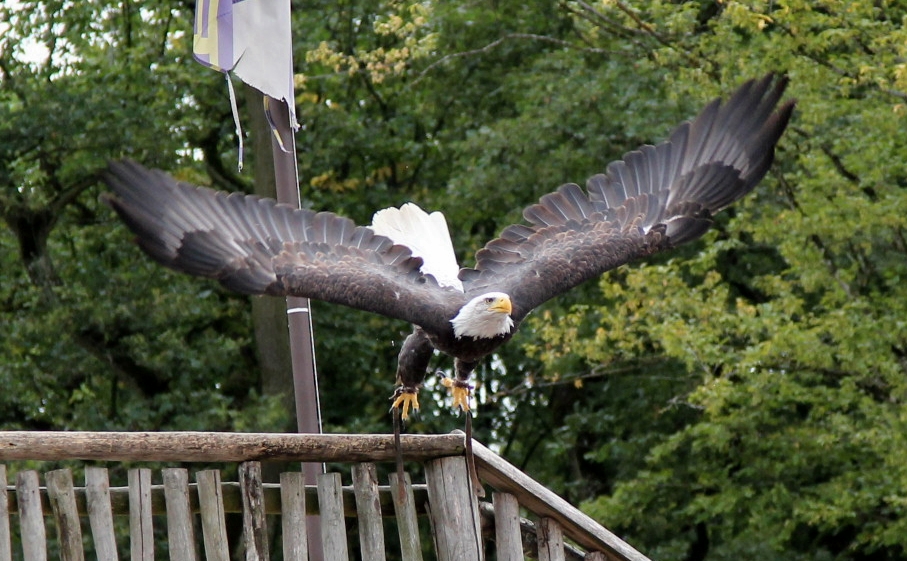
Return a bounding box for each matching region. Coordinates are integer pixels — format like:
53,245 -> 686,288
409,33 -> 613,88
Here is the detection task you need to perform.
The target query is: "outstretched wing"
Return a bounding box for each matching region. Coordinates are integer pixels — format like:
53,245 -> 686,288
460,74 -> 795,321
102,160 -> 465,335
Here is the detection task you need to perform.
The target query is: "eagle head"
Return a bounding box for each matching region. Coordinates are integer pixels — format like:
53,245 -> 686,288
451,292 -> 514,339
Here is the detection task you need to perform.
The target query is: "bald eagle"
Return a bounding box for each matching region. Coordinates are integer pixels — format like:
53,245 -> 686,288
102,74 -> 793,419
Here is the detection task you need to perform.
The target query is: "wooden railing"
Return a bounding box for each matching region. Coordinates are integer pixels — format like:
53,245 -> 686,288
0,431 -> 651,561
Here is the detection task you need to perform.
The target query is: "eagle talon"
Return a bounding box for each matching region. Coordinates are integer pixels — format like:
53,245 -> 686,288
439,376 -> 473,413
390,387 -> 420,420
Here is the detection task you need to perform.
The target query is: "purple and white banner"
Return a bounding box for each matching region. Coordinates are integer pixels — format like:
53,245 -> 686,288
193,0 -> 297,129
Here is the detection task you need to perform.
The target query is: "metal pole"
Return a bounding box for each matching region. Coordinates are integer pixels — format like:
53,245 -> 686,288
266,95 -> 325,558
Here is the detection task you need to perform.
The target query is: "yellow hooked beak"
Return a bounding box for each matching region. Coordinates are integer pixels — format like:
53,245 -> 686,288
488,295 -> 513,315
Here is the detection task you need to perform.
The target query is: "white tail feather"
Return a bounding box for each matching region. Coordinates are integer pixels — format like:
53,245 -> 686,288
370,203 -> 464,291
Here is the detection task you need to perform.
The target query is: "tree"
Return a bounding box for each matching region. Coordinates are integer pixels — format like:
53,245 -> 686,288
0,1 -> 284,432
504,2 -> 907,560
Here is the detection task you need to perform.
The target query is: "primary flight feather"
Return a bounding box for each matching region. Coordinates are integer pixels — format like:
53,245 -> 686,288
102,74 -> 794,418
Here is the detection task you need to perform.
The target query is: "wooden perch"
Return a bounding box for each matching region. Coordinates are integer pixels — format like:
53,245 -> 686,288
0,431 -> 465,462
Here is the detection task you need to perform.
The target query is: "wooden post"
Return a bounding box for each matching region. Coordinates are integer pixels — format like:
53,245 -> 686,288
195,470 -> 230,561
537,517 -> 565,561
239,462 -> 269,561
85,467 -> 119,561
387,472 -> 423,561
128,468 -> 154,561
265,96 -> 321,439
266,89 -> 325,561
424,456 -> 484,561
279,472 -> 308,561
162,468 -> 197,561
16,471 -> 47,561
0,465 -> 11,561
46,469 -> 85,561
351,463 -> 385,561
493,492 -> 522,561
316,473 -> 349,561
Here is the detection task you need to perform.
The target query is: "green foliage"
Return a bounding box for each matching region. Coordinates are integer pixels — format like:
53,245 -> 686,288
521,2 -> 907,560
0,1 -> 284,432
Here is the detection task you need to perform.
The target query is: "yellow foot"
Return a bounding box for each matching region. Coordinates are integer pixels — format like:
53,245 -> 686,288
390,387 -> 420,420
440,377 -> 472,413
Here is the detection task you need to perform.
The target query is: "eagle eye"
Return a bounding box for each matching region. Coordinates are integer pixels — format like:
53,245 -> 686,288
484,297 -> 494,303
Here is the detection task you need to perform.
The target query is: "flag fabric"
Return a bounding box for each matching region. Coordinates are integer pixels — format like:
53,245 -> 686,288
193,0 -> 298,129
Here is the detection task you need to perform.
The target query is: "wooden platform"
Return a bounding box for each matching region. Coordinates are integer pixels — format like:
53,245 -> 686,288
0,431 -> 650,561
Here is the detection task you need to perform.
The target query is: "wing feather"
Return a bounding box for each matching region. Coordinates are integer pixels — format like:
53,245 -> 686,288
102,160 -> 464,335
501,224 -> 534,242
462,74 -> 794,320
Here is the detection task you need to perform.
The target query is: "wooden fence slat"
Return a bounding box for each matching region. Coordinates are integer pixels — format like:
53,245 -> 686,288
316,472 -> 349,561
128,469 -> 154,561
17,470 -> 47,561
279,472 -> 308,561
351,463 -> 385,561
162,468 -> 197,561
46,469 -> 85,561
85,467 -> 119,561
538,517 -> 565,561
239,462 -> 269,561
424,456 -> 484,561
0,465 -> 11,561
585,552 -> 610,561
387,472 -> 423,561
195,470 -> 230,561
493,492 -> 522,561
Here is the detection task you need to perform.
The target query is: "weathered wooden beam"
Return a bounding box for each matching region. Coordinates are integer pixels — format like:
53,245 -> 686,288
470,438 -> 651,561
0,432 -> 465,463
